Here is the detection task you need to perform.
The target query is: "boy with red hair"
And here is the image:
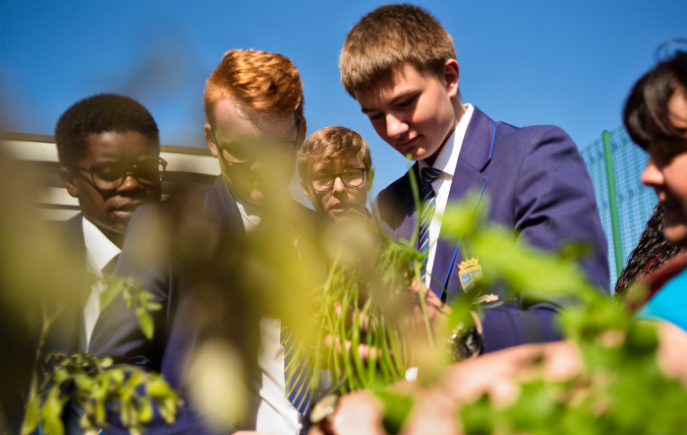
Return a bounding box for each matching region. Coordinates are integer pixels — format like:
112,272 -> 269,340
92,49 -> 321,435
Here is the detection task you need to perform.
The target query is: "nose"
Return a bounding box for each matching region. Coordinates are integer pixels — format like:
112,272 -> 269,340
386,113 -> 408,139
641,158 -> 663,188
250,158 -> 262,171
332,176 -> 346,193
118,173 -> 144,191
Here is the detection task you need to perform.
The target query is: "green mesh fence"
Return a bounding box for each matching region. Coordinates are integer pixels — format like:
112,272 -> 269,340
580,126 -> 657,288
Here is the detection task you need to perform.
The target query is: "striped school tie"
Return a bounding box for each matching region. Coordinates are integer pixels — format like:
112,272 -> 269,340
281,325 -> 313,416
419,167 -> 442,282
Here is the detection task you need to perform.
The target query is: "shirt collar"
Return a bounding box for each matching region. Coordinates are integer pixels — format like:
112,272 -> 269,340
225,182 -> 263,232
82,216 -> 121,276
419,103 -> 474,176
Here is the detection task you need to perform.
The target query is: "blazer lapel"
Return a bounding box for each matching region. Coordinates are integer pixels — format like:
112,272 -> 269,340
394,164 -> 422,248
431,107 -> 496,299
203,176 -> 245,232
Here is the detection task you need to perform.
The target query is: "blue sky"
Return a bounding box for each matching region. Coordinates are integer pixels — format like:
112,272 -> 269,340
1,0 -> 685,199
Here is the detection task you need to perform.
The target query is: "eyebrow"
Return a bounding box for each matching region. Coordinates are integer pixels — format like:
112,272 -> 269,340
360,90 -> 419,114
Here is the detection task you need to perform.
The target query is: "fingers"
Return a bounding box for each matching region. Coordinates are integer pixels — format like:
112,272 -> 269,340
329,391 -> 386,435
333,301 -> 375,332
409,277 -> 444,312
325,335 -> 380,361
400,389 -> 460,435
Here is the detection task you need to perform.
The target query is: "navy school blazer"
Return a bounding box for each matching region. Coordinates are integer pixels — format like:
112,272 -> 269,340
90,177 -> 323,434
46,213 -> 87,355
374,106 -> 610,353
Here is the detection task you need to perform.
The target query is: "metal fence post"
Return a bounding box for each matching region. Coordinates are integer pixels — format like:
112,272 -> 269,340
602,130 -> 624,279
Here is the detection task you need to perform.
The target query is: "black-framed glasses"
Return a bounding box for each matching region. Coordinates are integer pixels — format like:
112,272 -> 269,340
73,157 -> 168,190
211,117 -> 302,164
309,168 -> 367,192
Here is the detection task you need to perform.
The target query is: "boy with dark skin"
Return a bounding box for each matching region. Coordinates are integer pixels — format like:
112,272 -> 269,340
47,94 -> 163,434
51,93 -> 163,353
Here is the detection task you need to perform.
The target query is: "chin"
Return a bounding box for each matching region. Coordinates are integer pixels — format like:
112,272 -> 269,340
328,211 -> 351,222
245,189 -> 267,206
663,225 -> 687,247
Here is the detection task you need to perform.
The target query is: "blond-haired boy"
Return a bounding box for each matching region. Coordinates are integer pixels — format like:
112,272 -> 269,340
298,126 -> 373,221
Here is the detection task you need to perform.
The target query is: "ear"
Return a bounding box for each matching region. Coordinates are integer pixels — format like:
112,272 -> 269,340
443,59 -> 460,99
204,123 -> 220,158
367,168 -> 375,192
59,165 -> 80,198
300,178 -> 313,202
296,117 -> 308,153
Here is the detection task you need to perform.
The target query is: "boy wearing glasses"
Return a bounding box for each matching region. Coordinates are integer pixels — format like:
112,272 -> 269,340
91,50 -> 321,435
51,93 -> 163,353
298,126 -> 373,222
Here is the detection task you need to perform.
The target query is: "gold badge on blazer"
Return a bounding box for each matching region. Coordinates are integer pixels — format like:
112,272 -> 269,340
458,257 -> 483,292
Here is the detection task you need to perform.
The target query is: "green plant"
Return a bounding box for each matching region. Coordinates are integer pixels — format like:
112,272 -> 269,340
365,191 -> 687,434
21,278 -> 181,435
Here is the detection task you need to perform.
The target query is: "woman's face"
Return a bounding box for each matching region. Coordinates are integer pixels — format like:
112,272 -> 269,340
641,88 -> 687,246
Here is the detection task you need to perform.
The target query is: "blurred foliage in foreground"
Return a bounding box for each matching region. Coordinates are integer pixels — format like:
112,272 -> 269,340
0,142 -> 181,435
369,192 -> 687,434
308,167 -> 442,393
21,277 -> 181,435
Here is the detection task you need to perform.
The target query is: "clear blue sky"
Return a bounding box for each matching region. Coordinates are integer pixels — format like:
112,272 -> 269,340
1,0 -> 685,199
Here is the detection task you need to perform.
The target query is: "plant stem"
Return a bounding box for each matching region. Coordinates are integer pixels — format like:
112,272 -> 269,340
414,262 -> 434,348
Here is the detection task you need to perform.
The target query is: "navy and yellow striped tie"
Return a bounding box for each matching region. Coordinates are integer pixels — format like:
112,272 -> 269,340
281,326 -> 313,416
419,167 -> 442,282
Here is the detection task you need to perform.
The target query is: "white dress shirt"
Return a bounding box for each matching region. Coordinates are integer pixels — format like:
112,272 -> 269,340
418,103 -> 474,287
82,217 -> 121,350
230,188 -> 303,435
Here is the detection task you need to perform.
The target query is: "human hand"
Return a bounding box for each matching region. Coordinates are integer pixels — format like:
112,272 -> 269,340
307,391 -> 386,435
323,278 -> 448,362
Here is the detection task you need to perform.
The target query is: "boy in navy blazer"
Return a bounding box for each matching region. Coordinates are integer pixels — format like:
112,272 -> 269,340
91,50 -> 322,435
339,4 -> 609,354
49,94 -> 163,356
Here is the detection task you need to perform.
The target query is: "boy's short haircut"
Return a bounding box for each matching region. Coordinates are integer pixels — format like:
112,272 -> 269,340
204,49 -> 304,125
339,3 -> 456,97
54,93 -> 160,168
298,126 -> 372,179
624,49 -> 687,150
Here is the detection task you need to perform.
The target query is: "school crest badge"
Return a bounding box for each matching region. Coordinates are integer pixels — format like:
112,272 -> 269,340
458,257 -> 482,292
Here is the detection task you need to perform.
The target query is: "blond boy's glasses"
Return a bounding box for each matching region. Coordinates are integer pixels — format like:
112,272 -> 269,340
309,168 -> 367,192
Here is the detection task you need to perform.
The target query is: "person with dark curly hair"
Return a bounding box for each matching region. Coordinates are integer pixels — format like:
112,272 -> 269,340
625,47 -> 687,327
50,93 -> 163,352
614,204 -> 685,296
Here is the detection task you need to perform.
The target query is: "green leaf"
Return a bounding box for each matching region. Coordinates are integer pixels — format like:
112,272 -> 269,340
52,368 -> 70,383
138,311 -> 154,340
22,397 -> 40,434
108,367 -> 125,384
41,389 -> 65,435
74,373 -> 94,391
100,276 -> 125,311
147,376 -> 172,398
139,397 -> 154,423
147,301 -> 162,311
440,191 -> 488,241
372,389 -> 414,435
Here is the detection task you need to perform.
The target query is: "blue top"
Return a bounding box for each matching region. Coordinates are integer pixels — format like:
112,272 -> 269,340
636,268 -> 687,332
